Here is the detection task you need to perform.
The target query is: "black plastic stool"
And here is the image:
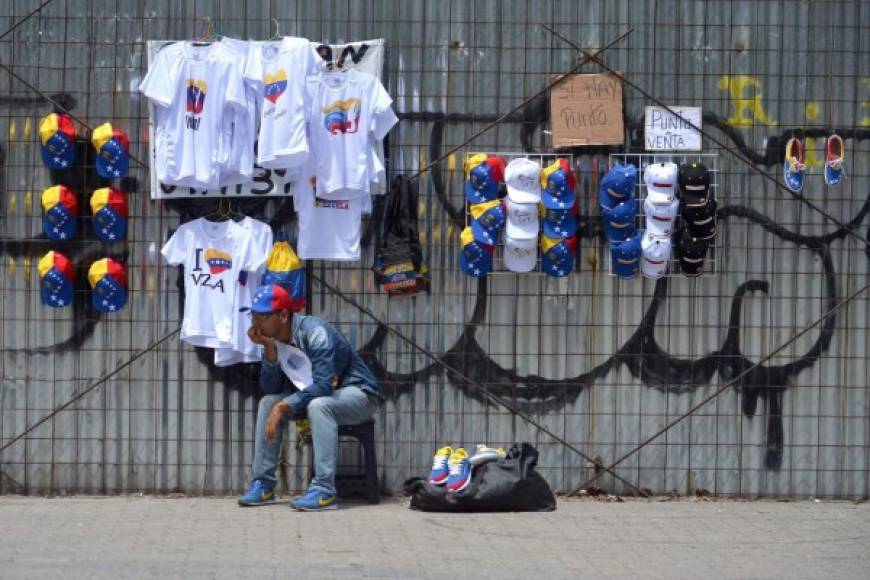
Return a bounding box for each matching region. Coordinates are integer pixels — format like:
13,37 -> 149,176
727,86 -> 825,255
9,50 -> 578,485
308,419 -> 379,504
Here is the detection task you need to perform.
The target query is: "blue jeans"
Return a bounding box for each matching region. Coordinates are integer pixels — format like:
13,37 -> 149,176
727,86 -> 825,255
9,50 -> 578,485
252,386 -> 379,496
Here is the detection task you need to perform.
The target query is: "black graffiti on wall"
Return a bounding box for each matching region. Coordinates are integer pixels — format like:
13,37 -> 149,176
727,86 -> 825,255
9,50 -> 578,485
2,94 -> 869,469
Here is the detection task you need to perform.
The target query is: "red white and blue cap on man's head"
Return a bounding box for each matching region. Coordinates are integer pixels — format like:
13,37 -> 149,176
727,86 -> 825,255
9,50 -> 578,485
92,123 -> 130,179
459,226 -> 494,277
602,195 -> 638,242
248,283 -> 305,314
541,234 -> 577,277
88,258 -> 127,313
39,113 -> 77,169
90,187 -> 128,241
41,185 -> 78,241
464,154 -> 506,204
38,250 -> 74,308
599,163 -> 638,209
610,230 -> 642,278
540,158 -> 576,209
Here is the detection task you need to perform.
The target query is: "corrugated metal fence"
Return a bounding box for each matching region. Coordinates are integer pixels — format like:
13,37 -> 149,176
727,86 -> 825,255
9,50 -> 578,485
1,0 -> 869,498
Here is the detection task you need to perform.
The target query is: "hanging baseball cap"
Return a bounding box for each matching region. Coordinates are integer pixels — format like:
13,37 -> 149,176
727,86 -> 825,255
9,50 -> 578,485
464,154 -> 506,204
598,163 -> 637,209
41,185 -> 78,241
602,195 -> 638,242
681,197 -> 717,240
643,197 -> 679,239
641,233 -> 671,279
459,226 -> 493,277
540,158 -> 576,209
469,199 -> 506,245
90,187 -> 127,241
504,198 -> 539,240
504,236 -> 537,273
675,229 -> 708,277
542,205 -> 577,239
541,234 -> 576,277
247,283 -> 301,314
39,113 -> 77,169
38,250 -> 74,307
644,162 -> 679,205
505,157 -> 542,203
678,161 -> 711,206
610,231 -> 642,279
88,258 -> 127,313
92,123 -> 130,179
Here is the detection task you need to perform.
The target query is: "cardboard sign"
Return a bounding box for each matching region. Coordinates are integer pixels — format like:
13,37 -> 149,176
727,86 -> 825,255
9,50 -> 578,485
550,73 -> 624,147
146,38 -> 385,199
644,106 -> 702,151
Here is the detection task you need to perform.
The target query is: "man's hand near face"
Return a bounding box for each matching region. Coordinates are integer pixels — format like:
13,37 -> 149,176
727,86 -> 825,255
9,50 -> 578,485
248,325 -> 278,363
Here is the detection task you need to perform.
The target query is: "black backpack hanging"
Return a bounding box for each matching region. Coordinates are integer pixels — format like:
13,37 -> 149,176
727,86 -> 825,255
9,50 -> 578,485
373,174 -> 429,297
403,443 -> 557,512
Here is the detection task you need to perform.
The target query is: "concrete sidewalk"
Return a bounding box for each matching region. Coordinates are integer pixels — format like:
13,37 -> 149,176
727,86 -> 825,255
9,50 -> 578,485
0,495 -> 868,579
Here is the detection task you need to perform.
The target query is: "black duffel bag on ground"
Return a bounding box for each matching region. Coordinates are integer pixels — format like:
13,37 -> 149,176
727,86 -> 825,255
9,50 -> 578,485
403,443 -> 556,512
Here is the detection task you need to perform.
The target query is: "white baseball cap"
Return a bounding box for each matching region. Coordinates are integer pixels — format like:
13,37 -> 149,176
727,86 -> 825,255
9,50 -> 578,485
641,232 -> 671,279
504,198 -> 539,240
643,162 -> 679,205
505,158 -> 542,203
643,197 -> 679,238
504,236 -> 537,272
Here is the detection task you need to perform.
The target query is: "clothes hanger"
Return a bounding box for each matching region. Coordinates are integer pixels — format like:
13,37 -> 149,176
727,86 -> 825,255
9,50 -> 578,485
204,198 -> 243,222
191,16 -> 216,46
269,18 -> 281,41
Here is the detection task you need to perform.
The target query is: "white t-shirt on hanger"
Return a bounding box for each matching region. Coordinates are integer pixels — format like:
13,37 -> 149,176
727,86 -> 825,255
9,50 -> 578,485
294,172 -> 365,261
215,38 -> 257,186
140,42 -> 247,190
244,37 -> 317,170
214,217 -> 274,366
304,69 -> 398,199
161,218 -> 266,348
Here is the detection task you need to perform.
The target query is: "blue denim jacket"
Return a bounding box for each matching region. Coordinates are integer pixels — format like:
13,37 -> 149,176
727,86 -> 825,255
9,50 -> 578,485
260,314 -> 382,414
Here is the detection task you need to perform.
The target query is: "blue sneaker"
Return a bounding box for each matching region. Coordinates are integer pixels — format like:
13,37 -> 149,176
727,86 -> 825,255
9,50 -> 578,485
446,448 -> 472,493
291,488 -> 338,511
783,137 -> 805,192
428,446 -> 453,485
824,134 -> 845,186
238,480 -> 275,506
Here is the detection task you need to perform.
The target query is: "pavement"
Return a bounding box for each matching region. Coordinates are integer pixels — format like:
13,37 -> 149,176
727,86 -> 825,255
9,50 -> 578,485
0,495 -> 868,579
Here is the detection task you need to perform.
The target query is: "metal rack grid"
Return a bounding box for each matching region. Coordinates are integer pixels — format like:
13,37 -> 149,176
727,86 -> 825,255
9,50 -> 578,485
463,151 -> 575,275
607,153 -> 720,278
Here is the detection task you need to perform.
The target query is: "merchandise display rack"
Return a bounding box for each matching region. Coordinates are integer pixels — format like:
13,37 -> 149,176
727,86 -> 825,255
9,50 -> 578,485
463,151 -> 574,275
607,152 -> 720,278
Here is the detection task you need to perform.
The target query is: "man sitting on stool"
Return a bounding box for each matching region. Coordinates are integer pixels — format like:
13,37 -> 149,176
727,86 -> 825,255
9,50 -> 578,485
238,283 -> 382,511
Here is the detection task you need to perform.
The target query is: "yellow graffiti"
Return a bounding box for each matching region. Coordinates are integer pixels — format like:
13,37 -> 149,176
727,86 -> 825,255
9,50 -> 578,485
717,75 -> 777,127
861,79 -> 870,126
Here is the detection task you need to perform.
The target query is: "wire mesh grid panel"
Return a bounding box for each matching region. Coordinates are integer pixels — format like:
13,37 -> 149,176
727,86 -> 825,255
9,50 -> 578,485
606,152 -> 719,277
463,151 -> 575,275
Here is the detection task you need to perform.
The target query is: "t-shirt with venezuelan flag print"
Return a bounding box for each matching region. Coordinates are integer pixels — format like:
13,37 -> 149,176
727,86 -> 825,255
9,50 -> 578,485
304,69 -> 398,199
161,218 -> 267,348
140,42 -> 247,190
244,36 -> 318,170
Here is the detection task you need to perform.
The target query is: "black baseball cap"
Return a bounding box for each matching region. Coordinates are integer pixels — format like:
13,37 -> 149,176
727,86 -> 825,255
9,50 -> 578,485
675,228 -> 708,277
681,198 -> 717,240
678,161 -> 710,207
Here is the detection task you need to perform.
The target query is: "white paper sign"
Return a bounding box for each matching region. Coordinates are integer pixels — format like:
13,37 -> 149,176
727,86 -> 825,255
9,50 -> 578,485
145,38 -> 385,199
644,106 -> 702,151
275,341 -> 313,391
